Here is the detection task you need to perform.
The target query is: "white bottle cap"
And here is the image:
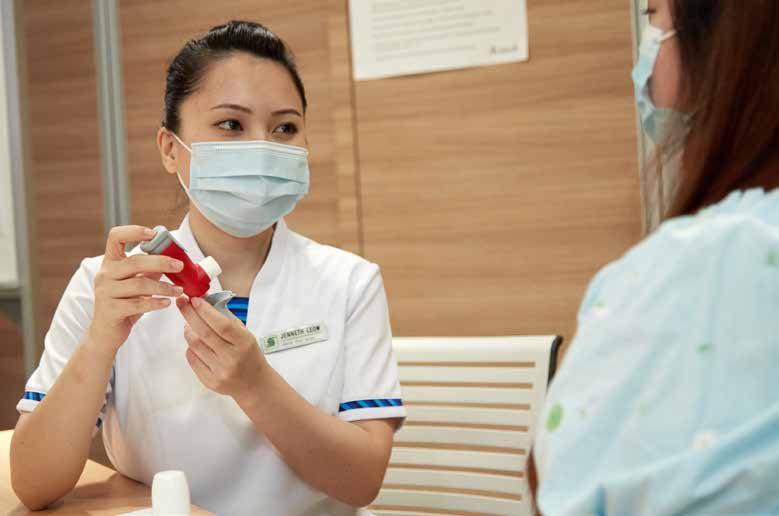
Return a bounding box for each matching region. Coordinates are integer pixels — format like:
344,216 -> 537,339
198,256 -> 222,279
151,470 -> 191,516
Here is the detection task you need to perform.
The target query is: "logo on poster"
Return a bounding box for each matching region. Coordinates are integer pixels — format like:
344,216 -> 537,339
490,43 -> 519,55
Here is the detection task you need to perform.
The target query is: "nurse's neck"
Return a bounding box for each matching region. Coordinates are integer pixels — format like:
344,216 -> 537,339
188,208 -> 273,297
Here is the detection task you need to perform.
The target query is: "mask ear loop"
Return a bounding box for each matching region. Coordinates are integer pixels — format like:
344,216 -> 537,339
658,29 -> 677,42
167,130 -> 193,194
169,130 -> 192,153
168,129 -> 192,188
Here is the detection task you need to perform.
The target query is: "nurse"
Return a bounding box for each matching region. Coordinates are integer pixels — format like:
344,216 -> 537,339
533,0 -> 779,514
11,21 -> 406,515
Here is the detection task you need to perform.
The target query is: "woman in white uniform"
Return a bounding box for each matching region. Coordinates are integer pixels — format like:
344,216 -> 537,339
11,21 -> 406,516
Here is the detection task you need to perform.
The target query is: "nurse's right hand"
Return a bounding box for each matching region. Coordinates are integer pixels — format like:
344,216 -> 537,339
87,225 -> 185,354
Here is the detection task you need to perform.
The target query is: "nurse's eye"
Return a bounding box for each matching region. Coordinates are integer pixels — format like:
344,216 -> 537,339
216,119 -> 242,131
642,6 -> 657,15
272,123 -> 299,135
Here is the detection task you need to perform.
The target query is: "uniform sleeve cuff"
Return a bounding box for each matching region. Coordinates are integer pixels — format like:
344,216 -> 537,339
17,392 -> 105,433
16,397 -> 40,415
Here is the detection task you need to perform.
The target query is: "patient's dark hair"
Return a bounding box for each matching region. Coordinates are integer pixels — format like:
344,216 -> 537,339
162,20 -> 307,133
663,0 -> 779,217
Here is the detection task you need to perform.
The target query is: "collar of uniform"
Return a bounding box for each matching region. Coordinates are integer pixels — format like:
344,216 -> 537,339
172,215 -> 289,295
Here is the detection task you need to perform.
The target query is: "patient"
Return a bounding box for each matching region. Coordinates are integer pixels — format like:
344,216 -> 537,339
532,0 -> 779,514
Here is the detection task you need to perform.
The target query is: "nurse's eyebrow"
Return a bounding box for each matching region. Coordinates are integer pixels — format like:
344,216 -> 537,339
209,104 -> 302,118
271,108 -> 303,118
210,103 -> 252,113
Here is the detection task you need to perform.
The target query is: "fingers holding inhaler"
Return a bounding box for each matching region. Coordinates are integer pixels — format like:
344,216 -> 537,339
177,295 -> 267,399
88,225 -> 185,355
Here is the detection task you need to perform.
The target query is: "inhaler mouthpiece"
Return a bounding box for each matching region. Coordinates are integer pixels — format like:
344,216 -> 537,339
198,256 -> 221,280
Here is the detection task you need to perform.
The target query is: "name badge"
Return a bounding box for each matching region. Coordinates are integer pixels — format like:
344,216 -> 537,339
260,323 -> 328,354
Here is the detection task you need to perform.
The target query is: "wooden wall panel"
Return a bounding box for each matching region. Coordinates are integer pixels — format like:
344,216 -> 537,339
353,0 -> 642,342
0,315 -> 24,430
22,0 -> 105,355
327,0 -> 362,255
119,1 -> 355,248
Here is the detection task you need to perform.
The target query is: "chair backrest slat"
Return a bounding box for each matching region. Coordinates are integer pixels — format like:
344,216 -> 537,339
391,447 -> 526,473
399,365 -> 537,384
373,488 -> 528,516
406,404 -> 532,427
401,385 -> 535,405
383,466 -> 524,496
395,424 -> 531,450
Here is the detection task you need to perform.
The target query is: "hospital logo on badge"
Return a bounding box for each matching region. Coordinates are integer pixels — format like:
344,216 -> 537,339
265,337 -> 277,350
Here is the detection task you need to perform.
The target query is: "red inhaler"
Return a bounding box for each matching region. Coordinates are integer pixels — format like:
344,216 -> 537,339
140,225 -> 221,298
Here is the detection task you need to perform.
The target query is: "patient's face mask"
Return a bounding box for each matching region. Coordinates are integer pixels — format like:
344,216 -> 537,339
631,24 -> 688,145
171,132 -> 310,238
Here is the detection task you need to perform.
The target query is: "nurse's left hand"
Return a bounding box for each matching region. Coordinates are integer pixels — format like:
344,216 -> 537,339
176,295 -> 268,399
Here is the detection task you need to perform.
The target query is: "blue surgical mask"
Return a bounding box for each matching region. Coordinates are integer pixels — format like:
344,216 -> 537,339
171,133 -> 310,238
632,24 -> 687,144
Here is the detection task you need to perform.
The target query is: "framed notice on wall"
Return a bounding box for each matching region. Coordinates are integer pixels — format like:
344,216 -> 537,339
349,0 -> 529,81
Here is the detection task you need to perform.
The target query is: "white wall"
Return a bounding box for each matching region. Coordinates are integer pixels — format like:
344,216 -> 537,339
0,5 -> 18,288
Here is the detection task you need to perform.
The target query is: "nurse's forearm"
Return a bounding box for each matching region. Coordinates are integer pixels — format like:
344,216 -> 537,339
234,367 -> 392,508
10,336 -> 115,510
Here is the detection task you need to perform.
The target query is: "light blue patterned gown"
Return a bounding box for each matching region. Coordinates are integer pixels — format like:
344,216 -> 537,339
535,188 -> 779,516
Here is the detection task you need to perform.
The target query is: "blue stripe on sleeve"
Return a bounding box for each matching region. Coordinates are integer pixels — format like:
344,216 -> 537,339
23,391 -> 44,402
339,398 -> 404,413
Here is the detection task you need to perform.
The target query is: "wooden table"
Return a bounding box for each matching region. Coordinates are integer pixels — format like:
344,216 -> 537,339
0,430 -> 213,515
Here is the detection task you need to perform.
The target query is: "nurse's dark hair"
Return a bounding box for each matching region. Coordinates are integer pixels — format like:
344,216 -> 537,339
161,20 -> 307,133
661,0 -> 779,218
